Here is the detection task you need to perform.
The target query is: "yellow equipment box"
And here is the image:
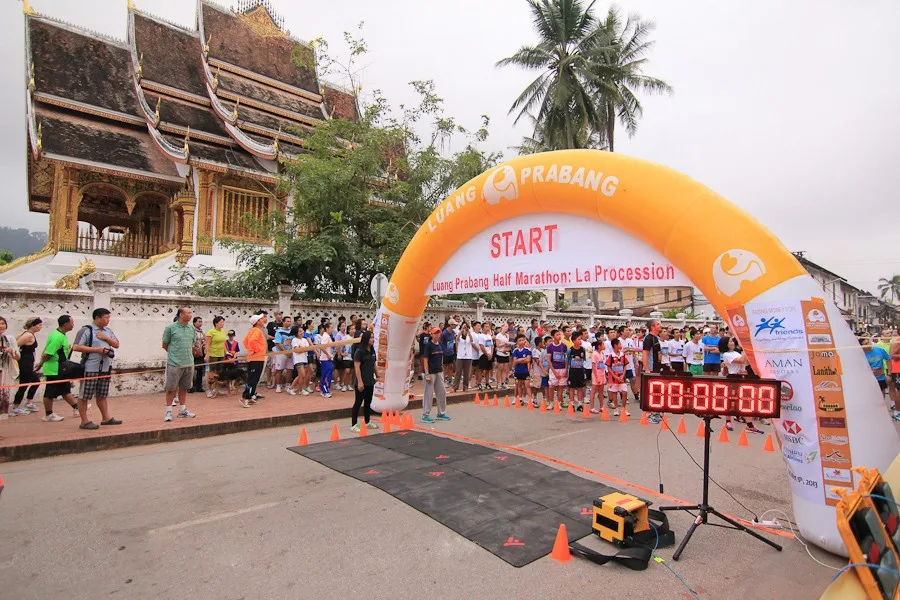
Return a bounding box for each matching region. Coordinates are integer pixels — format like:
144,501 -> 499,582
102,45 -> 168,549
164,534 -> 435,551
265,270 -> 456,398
593,492 -> 651,546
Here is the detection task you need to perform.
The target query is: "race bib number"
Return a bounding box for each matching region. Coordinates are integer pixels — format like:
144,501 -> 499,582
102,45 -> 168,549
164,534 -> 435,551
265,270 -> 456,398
612,365 -> 624,374
552,351 -> 565,363
693,353 -> 703,361
571,358 -> 584,369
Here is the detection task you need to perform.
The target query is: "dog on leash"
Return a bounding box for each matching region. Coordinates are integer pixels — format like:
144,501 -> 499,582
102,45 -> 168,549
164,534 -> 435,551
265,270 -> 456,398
208,365 -> 247,397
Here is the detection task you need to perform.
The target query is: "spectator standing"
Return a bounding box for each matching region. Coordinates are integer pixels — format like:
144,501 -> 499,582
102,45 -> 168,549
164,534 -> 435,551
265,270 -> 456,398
242,313 -> 268,405
205,316 -> 227,397
288,326 -> 311,395
351,331 -> 380,433
265,311 -> 281,388
606,338 -> 629,417
494,324 -> 511,389
0,316 -> 21,421
11,317 -> 43,415
190,316 -> 205,393
37,315 -> 83,423
525,319 -> 539,348
318,322 -> 335,398
73,308 -> 122,427
225,330 -> 240,362
420,327 -> 450,423
273,316 -> 293,393
440,319 -> 457,384
162,308 -> 199,421
453,321 -> 476,392
589,339 -> 606,414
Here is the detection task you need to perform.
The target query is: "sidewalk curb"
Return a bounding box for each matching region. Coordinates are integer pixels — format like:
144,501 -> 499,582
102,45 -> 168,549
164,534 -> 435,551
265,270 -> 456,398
0,391 -> 480,463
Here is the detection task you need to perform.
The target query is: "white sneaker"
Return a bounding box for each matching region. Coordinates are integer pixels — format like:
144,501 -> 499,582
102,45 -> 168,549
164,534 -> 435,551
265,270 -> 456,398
24,402 -> 39,412
207,390 -> 214,398
178,408 -> 196,418
11,407 -> 28,416
43,413 -> 64,422
164,411 -> 173,422
626,411 -> 631,417
324,393 -> 333,399
171,398 -> 179,407
301,389 -> 310,396
286,387 -> 296,396
73,407 -> 79,417
613,410 -> 620,417
276,385 -> 282,393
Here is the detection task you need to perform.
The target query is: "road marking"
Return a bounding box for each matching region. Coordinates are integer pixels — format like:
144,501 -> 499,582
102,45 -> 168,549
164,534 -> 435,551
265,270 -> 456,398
518,428 -> 592,448
149,501 -> 282,534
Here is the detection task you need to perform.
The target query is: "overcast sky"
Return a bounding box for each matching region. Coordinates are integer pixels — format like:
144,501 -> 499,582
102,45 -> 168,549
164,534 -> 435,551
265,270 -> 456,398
2,0 -> 898,294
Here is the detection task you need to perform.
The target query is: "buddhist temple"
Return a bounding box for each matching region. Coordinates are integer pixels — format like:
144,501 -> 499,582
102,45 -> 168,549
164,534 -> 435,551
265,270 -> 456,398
1,0 -> 359,287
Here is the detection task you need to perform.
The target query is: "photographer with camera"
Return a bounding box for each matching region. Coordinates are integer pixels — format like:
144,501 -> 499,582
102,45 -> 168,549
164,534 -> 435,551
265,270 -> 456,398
73,308 -> 122,428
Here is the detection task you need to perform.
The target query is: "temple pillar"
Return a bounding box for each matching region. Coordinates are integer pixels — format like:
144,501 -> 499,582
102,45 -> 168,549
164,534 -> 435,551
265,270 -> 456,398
86,272 -> 117,310
196,169 -> 214,251
171,190 -> 196,264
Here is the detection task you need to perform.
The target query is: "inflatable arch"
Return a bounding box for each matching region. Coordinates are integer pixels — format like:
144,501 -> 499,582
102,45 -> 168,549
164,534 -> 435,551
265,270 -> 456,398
372,149 -> 899,554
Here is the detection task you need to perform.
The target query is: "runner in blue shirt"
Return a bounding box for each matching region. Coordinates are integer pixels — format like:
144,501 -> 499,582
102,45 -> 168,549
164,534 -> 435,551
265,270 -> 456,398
862,336 -> 891,394
701,325 -> 722,373
511,334 -> 532,404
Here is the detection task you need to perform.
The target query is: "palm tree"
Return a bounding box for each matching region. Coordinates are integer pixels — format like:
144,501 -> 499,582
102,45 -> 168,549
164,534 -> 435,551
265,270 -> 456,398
878,275 -> 900,303
511,110 -> 607,154
590,7 -> 672,152
497,0 -> 607,150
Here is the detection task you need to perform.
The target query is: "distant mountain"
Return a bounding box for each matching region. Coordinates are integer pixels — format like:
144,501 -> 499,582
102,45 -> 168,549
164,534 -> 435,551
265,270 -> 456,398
0,227 -> 48,259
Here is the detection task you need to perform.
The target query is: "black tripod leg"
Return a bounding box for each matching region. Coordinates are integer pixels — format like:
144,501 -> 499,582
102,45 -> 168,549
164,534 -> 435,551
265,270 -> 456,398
711,509 -> 783,552
672,514 -> 703,561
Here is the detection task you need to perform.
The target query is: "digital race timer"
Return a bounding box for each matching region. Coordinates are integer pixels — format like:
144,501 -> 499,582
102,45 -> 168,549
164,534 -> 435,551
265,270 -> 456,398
640,373 -> 782,419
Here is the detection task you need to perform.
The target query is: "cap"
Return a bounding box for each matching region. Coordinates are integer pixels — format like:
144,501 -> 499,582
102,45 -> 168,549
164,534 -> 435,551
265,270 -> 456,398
250,314 -> 263,325
447,319 -> 458,326
227,330 -> 236,336
430,327 -> 442,335
703,327 -> 711,333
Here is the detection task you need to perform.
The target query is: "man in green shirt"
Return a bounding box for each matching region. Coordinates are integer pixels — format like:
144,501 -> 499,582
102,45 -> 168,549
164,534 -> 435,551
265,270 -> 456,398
36,315 -> 81,425
162,307 -> 198,422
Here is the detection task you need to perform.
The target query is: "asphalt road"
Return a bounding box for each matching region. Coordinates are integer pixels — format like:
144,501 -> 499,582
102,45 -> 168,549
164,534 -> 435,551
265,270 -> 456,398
0,404 -> 843,600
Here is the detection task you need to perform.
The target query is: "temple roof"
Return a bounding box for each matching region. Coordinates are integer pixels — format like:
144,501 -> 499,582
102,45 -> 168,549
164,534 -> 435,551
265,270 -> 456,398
322,85 -> 360,122
199,1 -> 319,96
35,105 -> 181,181
27,16 -> 142,120
131,11 -> 205,97
145,93 -> 229,139
217,71 -> 324,122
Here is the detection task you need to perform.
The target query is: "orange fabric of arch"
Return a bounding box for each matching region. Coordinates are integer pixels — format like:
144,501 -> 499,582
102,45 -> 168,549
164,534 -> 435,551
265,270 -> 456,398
383,150 -> 805,319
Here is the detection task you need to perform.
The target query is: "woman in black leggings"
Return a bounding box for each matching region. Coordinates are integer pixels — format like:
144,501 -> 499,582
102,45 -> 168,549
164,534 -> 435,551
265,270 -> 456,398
350,331 -> 379,433
12,317 -> 43,414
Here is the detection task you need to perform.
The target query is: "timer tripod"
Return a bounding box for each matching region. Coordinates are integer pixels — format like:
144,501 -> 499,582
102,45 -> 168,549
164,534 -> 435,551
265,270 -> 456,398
659,415 -> 783,560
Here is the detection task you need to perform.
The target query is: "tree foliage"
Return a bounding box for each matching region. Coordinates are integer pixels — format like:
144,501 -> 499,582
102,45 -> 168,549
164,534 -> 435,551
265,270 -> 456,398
878,275 -> 900,304
498,0 -> 671,152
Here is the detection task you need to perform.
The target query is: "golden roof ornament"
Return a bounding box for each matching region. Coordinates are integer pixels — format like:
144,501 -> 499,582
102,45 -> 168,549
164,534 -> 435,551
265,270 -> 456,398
23,0 -> 34,15
28,61 -> 35,92
273,125 -> 281,154
183,126 -> 191,155
127,0 -> 135,9
135,52 -> 143,80
154,96 -> 161,123
203,34 -> 211,58
212,66 -> 220,91
232,98 -> 240,122
36,121 -> 42,154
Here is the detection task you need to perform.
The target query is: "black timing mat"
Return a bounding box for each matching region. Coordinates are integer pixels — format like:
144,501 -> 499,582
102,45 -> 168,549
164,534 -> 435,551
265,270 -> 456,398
288,430 -> 616,567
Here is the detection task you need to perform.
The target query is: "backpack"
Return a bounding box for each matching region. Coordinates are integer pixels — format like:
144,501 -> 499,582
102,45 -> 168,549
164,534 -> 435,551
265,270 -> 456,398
77,325 -> 93,365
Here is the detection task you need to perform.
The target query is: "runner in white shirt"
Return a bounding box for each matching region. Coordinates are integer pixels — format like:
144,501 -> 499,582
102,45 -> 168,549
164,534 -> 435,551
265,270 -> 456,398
289,332 -> 311,395
659,328 -> 671,368
668,329 -> 686,372
495,326 -> 511,389
683,329 -> 704,376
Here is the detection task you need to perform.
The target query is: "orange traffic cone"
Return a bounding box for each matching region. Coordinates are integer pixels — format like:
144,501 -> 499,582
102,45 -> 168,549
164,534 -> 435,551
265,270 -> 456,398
474,393 -> 481,405
619,407 -> 629,422
553,401 -> 562,414
639,412 -> 649,426
566,402 -> 575,416
527,398 -> 534,411
405,414 -> 415,430
504,395 -> 512,408
329,423 -> 340,441
762,434 -> 776,453
737,429 -> 749,447
696,421 -> 705,438
539,400 -> 547,412
583,403 -> 591,419
659,416 -> 669,430
718,426 -> 730,444
359,420 -> 369,437
383,420 -> 392,434
297,427 -> 309,446
601,406 -> 610,421
676,417 -> 687,435
493,394 -> 500,407
550,524 -> 573,563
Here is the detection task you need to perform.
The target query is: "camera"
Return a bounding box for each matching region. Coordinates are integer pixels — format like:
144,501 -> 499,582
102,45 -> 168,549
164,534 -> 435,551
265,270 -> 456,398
106,348 -> 115,359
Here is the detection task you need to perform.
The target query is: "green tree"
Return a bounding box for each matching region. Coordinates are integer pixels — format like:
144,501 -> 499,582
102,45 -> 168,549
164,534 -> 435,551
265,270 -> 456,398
0,249 -> 13,266
878,275 -> 900,304
591,6 -> 672,151
498,0 -> 670,152
497,0 -> 607,150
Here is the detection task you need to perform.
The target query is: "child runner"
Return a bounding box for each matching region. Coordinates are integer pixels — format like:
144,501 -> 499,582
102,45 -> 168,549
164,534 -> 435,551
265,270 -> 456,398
511,335 -> 532,403
589,339 -> 607,414
606,338 -> 629,417
530,336 -> 548,407
721,338 -> 764,434
546,329 -> 567,410
683,329 -> 704,375
567,333 -> 587,410
495,325 -> 511,389
668,329 -> 685,373
289,326 -> 311,395
582,330 -> 593,399
659,328 -> 671,370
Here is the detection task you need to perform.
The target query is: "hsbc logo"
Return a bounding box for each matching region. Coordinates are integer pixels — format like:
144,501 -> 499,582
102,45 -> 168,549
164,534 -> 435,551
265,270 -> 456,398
782,421 -> 802,434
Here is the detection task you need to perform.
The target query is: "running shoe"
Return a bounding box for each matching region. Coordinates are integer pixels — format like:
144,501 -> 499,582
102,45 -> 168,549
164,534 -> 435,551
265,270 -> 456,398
178,408 -> 196,418
43,413 -> 64,422
436,413 -> 451,421
590,408 -> 600,414
350,423 -> 361,433
725,422 -> 734,431
24,402 -> 39,412
276,385 -> 282,393
421,415 -> 436,424
367,422 -> 379,430
647,414 -> 662,424
10,407 -> 28,416
613,410 -> 620,417
286,387 -> 296,396
163,412 -> 172,422
301,390 -> 310,396
240,399 -> 250,408
746,426 -> 765,435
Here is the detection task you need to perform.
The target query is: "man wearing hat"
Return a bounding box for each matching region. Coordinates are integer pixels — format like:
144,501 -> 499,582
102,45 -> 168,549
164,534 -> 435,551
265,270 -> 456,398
242,313 -> 268,406
440,319 -> 458,385
420,327 -> 451,424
